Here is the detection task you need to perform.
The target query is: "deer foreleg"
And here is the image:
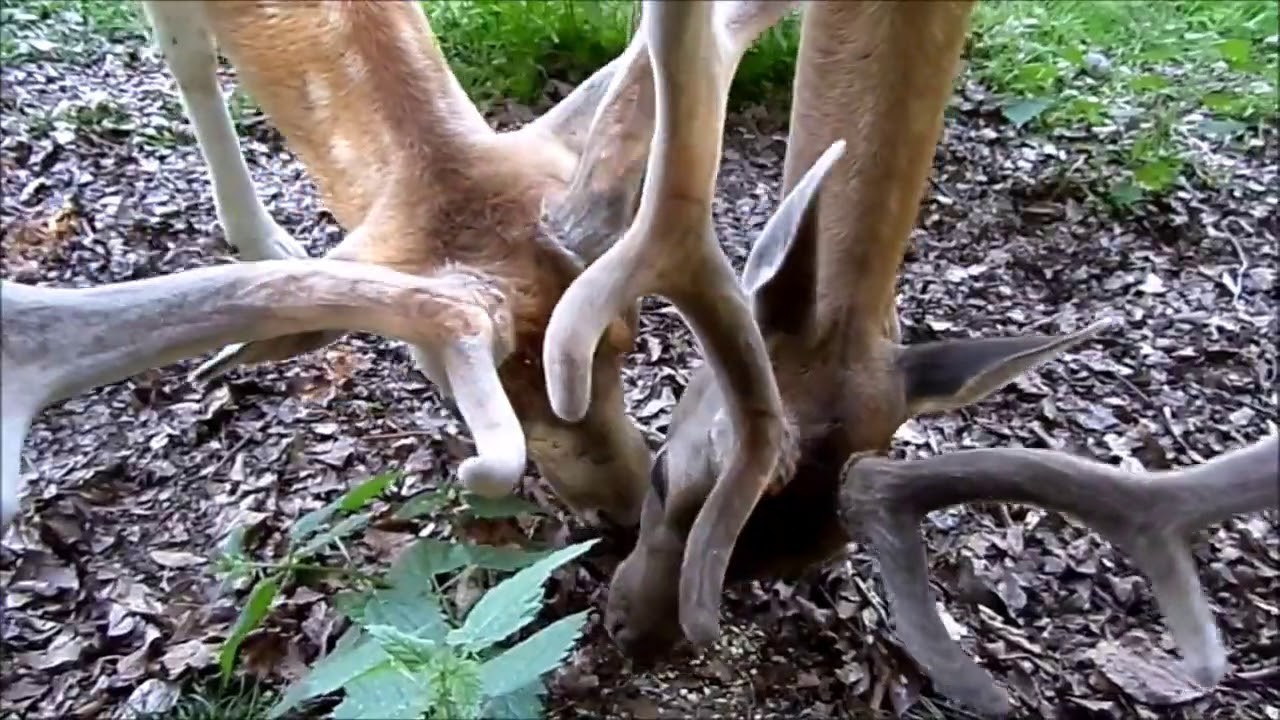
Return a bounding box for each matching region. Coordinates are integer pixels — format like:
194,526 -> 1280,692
142,1 -> 306,262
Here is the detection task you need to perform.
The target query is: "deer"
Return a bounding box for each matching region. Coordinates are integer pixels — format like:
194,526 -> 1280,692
532,1 -> 1280,716
0,1 -> 812,528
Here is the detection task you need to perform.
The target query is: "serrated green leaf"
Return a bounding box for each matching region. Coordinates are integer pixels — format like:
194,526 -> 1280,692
339,472 -> 400,512
1107,181 -> 1144,208
1216,38 -> 1252,66
219,577 -> 279,679
368,624 -> 440,670
465,545 -> 550,572
269,626 -> 388,718
483,683 -> 545,720
218,525 -> 248,562
290,502 -> 340,543
449,540 -> 598,652
462,493 -> 543,519
1129,73 -> 1170,93
334,590 -> 371,621
479,610 -> 589,698
1002,97 -> 1051,128
1201,92 -> 1235,112
394,490 -> 451,520
387,539 -> 471,585
423,655 -> 484,718
346,584 -> 450,641
1133,157 -> 1182,192
296,512 -> 371,558
1198,119 -> 1247,137
1139,45 -> 1178,63
387,540 -> 548,589
331,664 -> 431,720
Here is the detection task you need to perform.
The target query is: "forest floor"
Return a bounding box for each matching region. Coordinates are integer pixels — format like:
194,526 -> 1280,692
1,4 -> 1277,720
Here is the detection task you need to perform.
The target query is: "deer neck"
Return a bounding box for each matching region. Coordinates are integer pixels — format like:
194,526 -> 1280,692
782,1 -> 974,348
204,1 -> 492,229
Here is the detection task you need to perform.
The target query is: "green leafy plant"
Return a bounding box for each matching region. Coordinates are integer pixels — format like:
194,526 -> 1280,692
210,467 -> 589,719
267,538 -> 597,719
214,471 -> 402,679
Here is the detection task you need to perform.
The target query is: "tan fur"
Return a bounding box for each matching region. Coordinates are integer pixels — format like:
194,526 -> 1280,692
161,0 -> 650,525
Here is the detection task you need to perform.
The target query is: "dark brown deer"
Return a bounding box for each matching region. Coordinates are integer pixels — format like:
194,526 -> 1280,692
537,1 -> 1279,715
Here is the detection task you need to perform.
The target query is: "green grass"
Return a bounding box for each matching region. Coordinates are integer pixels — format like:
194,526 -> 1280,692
3,0 -> 1272,121
135,677 -> 280,720
0,0 -> 1275,203
970,0 -> 1278,125
423,0 -> 801,108
968,1 -> 1278,204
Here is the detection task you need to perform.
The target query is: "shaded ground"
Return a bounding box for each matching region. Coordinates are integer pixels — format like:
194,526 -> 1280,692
2,21 -> 1278,720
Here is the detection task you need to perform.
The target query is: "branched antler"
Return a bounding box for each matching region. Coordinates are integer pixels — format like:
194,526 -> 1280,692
1,259 -> 521,526
840,436 -> 1280,716
542,0 -> 802,646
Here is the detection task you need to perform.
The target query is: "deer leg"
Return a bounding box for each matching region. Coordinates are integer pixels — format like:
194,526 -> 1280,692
839,437 -> 1280,717
142,1 -> 306,262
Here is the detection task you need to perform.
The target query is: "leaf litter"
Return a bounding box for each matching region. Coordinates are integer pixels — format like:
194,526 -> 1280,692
1,17 -> 1277,720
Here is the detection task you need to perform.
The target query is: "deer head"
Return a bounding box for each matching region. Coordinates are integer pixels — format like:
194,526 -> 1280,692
130,0 -> 670,527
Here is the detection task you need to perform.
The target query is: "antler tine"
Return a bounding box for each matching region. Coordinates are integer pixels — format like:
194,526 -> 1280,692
1,259 -> 524,528
538,22 -> 655,264
840,435 -> 1280,717
542,1 -> 801,264
543,0 -> 799,646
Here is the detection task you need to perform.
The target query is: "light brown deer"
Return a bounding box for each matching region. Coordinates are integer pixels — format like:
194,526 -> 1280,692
128,0 -> 651,523
2,1 -> 815,527
536,1 -> 1279,715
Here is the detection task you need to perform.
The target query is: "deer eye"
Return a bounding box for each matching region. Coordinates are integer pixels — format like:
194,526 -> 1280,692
648,447 -> 669,507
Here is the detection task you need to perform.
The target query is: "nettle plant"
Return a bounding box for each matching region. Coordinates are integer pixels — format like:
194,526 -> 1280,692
213,473 -> 593,720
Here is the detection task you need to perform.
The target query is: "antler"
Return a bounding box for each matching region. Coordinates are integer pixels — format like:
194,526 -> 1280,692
540,1 -> 800,264
841,436 -> 1280,716
1,259 -> 522,527
542,0 -> 802,646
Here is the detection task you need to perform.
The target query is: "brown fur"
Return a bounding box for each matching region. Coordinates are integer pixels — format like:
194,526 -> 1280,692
190,0 -> 650,525
605,0 -> 979,655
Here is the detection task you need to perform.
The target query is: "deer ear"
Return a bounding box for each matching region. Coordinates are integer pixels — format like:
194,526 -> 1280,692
741,140 -> 846,299
897,318 -> 1116,416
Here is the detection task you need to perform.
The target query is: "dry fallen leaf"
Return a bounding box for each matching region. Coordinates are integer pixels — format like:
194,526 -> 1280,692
149,550 -> 207,568
1137,272 -> 1167,295
116,678 -> 180,720
0,677 -> 46,707
160,639 -> 216,677
1091,636 -> 1211,707
19,629 -> 82,671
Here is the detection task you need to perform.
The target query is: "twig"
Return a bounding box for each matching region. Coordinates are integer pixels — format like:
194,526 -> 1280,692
1107,370 -> 1207,463
207,435 -> 251,476
364,430 -> 435,441
1233,666 -> 1280,683
1224,216 -> 1251,304
1161,406 -> 1208,464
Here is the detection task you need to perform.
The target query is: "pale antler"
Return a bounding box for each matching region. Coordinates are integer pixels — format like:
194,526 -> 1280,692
542,0 -> 805,646
841,436 -> 1280,717
1,259 -> 521,527
539,1 -> 800,264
